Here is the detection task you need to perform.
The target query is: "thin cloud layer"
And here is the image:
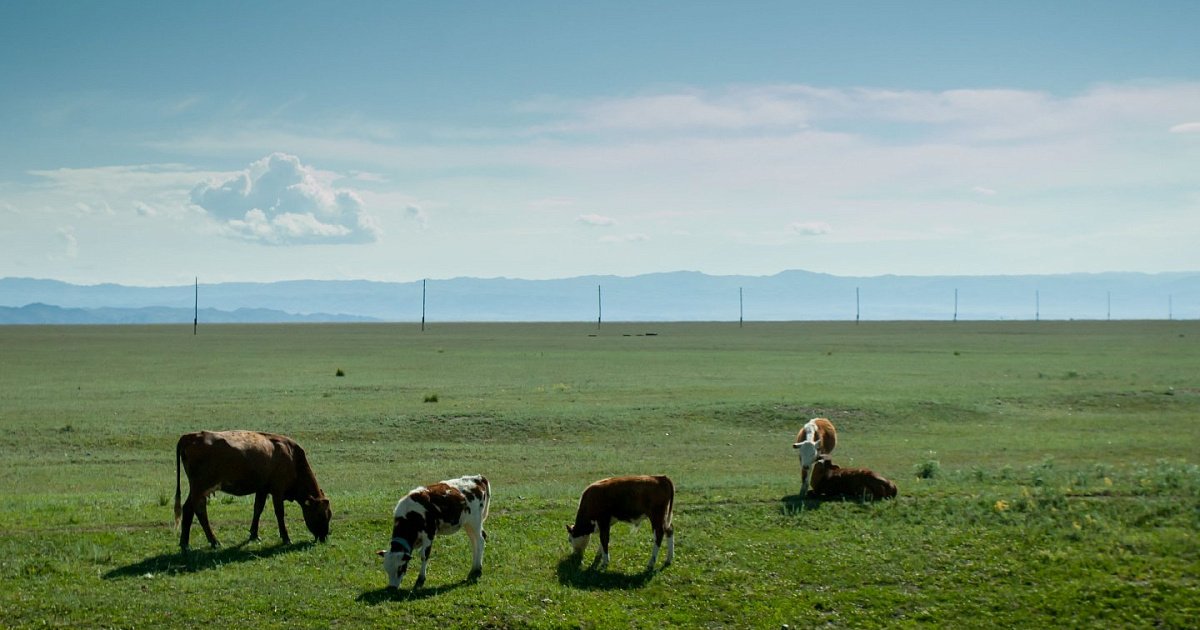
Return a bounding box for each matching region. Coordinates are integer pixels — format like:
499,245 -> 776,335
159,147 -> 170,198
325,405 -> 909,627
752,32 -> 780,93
190,153 -> 380,245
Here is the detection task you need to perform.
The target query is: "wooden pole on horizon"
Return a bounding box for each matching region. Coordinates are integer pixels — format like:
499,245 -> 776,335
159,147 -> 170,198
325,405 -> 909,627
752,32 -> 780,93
193,277 -> 198,335
597,285 -> 602,329
739,287 -> 744,328
855,287 -> 860,324
421,279 -> 427,331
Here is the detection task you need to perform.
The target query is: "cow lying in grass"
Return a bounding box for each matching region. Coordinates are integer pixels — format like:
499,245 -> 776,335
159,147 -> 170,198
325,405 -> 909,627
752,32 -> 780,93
174,430 -> 331,551
809,454 -> 897,500
567,475 -> 674,571
377,475 -> 491,589
793,417 -> 837,497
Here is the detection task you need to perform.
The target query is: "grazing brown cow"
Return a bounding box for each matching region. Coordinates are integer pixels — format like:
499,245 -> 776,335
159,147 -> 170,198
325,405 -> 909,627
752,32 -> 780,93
809,454 -> 897,500
174,430 -> 332,551
793,417 -> 838,497
567,475 -> 674,571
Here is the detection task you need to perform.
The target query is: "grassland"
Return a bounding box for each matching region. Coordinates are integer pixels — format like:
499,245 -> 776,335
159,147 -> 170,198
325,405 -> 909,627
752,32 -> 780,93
1,321 -> 1197,628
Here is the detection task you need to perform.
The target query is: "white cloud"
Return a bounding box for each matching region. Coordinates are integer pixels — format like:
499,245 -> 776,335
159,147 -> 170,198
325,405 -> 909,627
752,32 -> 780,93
1170,122 -> 1200,133
972,186 -> 998,196
405,204 -> 429,229
577,213 -> 616,227
135,202 -> 158,217
599,233 -> 649,243
786,221 -> 832,236
190,153 -> 380,245
57,226 -> 78,258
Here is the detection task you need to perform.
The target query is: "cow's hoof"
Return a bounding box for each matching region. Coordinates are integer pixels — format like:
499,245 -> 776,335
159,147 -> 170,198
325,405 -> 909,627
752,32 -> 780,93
413,576 -> 426,589
467,568 -> 482,581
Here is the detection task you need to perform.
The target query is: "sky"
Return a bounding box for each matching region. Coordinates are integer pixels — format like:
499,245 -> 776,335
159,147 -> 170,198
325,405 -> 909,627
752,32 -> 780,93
1,1 -> 1198,286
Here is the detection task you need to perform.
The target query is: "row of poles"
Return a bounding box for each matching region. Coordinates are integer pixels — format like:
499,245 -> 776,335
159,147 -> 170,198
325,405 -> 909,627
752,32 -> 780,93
191,277 -> 1182,334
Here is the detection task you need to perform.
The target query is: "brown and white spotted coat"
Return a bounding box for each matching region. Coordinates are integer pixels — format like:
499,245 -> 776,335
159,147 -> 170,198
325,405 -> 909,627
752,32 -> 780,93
793,417 -> 838,497
377,475 -> 491,589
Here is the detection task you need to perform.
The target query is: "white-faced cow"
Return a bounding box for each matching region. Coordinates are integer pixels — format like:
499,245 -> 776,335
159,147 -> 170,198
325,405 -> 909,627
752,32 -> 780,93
377,475 -> 491,590
174,430 -> 331,551
566,475 -> 674,571
810,454 -> 897,500
793,417 -> 838,497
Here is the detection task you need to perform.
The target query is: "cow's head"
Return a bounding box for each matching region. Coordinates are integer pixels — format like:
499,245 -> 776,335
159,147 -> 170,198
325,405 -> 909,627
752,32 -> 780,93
565,523 -> 593,554
810,454 -> 834,490
376,538 -> 413,589
301,496 -> 332,542
795,439 -> 820,494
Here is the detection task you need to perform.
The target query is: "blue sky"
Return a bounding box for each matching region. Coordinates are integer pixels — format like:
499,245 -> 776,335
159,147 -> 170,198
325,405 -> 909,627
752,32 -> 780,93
2,1 -> 1198,285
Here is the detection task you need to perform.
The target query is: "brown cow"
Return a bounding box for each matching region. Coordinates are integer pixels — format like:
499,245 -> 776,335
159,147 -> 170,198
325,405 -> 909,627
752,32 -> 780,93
792,417 -> 838,497
809,454 -> 897,500
566,475 -> 674,571
174,430 -> 331,551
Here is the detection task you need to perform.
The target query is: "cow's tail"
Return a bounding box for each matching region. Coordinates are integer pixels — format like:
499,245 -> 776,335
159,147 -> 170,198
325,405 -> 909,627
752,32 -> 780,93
173,438 -> 183,529
661,475 -> 675,532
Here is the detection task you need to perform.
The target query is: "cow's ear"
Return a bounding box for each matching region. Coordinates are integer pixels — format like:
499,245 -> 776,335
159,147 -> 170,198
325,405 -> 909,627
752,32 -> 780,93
376,549 -> 386,558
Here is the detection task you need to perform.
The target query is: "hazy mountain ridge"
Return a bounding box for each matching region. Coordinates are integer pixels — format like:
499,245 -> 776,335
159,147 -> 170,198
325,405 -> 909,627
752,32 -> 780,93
1,271 -> 1197,323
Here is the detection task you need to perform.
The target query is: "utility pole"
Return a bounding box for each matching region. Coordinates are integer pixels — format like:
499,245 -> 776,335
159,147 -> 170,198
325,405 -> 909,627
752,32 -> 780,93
193,277 -> 198,335
421,279 -> 426,331
739,287 -> 744,328
597,285 -> 603,329
855,287 -> 860,324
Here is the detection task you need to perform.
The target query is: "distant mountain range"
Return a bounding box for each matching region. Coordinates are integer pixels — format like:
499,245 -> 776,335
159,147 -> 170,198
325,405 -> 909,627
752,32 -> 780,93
1,271 -> 1197,324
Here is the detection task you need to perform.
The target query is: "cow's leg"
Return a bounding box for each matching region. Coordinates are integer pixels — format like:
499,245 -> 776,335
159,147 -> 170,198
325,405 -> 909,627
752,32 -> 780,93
647,518 -> 664,571
194,495 -> 220,548
249,491 -> 268,542
596,518 -> 611,569
663,522 -> 675,566
179,496 -> 197,551
464,522 -> 484,578
272,494 -> 290,544
414,539 -> 433,589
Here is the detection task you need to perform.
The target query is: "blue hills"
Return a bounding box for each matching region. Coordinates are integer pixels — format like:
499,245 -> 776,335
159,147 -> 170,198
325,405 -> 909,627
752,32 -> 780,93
1,270 -> 1197,323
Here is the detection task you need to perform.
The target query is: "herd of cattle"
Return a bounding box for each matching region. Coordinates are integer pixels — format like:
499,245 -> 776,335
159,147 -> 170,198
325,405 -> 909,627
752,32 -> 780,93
173,418 -> 895,590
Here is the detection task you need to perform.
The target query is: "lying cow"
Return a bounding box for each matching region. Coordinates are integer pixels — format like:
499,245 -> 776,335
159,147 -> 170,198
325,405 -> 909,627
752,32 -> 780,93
566,475 -> 674,571
793,417 -> 837,497
809,454 -> 897,500
174,430 -> 332,551
377,475 -> 491,589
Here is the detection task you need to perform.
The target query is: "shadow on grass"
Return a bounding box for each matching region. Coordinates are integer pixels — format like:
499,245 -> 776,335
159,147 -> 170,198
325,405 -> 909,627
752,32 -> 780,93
779,493 -> 825,514
356,574 -> 479,605
102,540 -> 315,579
555,554 -> 656,590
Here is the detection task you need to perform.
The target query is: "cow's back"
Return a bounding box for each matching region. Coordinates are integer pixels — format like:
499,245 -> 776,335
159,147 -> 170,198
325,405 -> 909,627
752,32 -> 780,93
179,430 -> 296,496
583,475 -> 672,522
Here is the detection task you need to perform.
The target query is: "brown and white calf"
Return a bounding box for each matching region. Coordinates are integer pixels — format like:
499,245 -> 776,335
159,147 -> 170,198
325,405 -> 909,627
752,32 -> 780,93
809,454 -> 897,500
793,417 -> 837,497
377,475 -> 491,589
566,475 -> 674,571
174,430 -> 331,551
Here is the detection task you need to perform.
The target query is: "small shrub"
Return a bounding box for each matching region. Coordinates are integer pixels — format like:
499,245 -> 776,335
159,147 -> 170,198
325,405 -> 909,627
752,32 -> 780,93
915,458 -> 941,479
335,368 -> 345,377
424,393 -> 439,403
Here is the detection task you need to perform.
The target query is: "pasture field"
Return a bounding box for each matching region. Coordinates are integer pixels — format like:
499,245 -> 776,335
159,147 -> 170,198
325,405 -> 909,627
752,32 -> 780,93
1,320 -> 1197,628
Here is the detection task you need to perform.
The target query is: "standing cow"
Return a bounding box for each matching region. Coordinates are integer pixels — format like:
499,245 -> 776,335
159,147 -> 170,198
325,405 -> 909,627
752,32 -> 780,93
793,417 -> 838,497
377,475 -> 491,589
174,430 -> 331,551
567,475 -> 675,571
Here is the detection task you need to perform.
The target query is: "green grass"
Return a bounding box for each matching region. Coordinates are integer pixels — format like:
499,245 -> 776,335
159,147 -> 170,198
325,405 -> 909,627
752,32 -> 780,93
0,321 -> 1197,628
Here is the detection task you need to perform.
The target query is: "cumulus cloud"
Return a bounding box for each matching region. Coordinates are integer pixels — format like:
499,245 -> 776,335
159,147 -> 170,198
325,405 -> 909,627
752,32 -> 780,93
577,213 -> 616,227
190,153 -> 380,245
405,204 -> 429,229
786,221 -> 832,236
1170,122 -> 1200,133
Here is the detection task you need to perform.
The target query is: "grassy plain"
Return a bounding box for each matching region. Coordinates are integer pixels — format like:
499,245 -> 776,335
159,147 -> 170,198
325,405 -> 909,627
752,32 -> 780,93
0,321 -> 1197,628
